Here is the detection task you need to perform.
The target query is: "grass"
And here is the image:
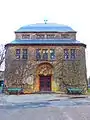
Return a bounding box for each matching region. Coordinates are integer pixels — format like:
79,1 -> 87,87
87,88 -> 90,92
86,88 -> 90,95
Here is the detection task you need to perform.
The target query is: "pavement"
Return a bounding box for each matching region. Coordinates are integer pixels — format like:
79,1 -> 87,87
0,93 -> 88,104
0,94 -> 90,120
0,105 -> 90,120
0,94 -> 67,104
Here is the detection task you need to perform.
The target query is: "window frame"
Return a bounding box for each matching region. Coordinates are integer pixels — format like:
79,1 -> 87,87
36,48 -> 56,61
36,34 -> 45,39
70,49 -> 76,59
50,49 -> 56,60
61,33 -> 70,39
64,49 -> 69,60
47,34 -> 55,39
42,49 -> 48,60
16,49 -> 21,59
36,49 -> 42,61
22,49 -> 28,60
22,34 -> 30,39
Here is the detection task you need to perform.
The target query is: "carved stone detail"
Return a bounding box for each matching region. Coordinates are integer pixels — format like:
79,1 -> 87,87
37,63 -> 53,76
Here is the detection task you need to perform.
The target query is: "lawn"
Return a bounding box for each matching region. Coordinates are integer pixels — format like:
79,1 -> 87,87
87,88 -> 90,95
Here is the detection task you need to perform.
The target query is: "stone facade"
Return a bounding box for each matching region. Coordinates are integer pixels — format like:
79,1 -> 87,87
5,45 -> 87,93
5,23 -> 87,93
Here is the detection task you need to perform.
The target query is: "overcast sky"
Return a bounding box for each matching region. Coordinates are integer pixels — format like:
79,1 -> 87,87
0,0 -> 90,77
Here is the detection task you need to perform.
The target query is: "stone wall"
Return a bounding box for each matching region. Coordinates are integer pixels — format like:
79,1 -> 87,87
54,46 -> 87,92
5,45 -> 87,93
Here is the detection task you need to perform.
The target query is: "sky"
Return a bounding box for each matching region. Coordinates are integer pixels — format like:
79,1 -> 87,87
0,0 -> 90,77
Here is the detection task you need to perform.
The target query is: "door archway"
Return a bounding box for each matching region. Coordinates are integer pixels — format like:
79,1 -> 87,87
36,63 -> 53,91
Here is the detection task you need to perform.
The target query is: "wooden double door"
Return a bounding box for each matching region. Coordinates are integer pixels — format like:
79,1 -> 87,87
40,76 -> 51,91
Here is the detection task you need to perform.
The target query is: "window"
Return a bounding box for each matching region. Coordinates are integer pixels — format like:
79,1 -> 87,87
50,49 -> 56,60
22,34 -> 30,39
36,49 -> 56,61
22,49 -> 28,59
64,49 -> 76,60
36,34 -> 45,39
42,49 -> 48,60
71,49 -> 75,59
47,34 -> 55,39
64,49 -> 69,59
36,49 -> 41,60
61,33 -> 70,39
16,49 -> 20,59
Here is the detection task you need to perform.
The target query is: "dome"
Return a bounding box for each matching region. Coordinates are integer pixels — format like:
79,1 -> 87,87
16,23 -> 76,32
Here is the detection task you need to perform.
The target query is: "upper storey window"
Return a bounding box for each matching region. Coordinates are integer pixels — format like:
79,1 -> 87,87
35,33 -> 56,39
61,33 -> 70,39
36,34 -> 45,39
64,49 -> 69,60
70,49 -> 76,59
36,49 -> 41,60
50,49 -> 56,60
42,49 -> 48,60
16,49 -> 20,59
22,34 -> 30,39
47,34 -> 55,39
36,49 -> 56,61
16,49 -> 28,60
64,49 -> 76,60
22,49 -> 28,59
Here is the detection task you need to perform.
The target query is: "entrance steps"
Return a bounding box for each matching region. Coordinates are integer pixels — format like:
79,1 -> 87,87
34,91 -> 56,94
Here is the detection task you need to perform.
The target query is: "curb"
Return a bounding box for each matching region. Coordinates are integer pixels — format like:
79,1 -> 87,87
68,95 -> 88,99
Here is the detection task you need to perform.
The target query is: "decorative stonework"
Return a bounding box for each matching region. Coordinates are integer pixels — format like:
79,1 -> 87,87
37,63 -> 53,76
15,32 -> 76,40
22,75 -> 34,85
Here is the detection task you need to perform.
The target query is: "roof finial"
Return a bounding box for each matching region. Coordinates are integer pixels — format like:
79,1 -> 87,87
44,19 -> 48,24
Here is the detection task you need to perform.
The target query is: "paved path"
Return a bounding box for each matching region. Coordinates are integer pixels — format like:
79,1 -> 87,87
0,94 -> 90,120
0,105 -> 90,120
0,94 -> 88,103
0,94 -> 68,104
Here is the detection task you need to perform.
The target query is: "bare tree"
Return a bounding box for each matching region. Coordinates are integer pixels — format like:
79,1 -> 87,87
0,44 -> 5,67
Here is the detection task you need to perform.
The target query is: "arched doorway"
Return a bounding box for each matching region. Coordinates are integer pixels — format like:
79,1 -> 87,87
37,63 -> 53,91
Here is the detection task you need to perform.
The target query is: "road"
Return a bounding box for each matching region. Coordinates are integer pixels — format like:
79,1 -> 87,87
0,94 -> 90,120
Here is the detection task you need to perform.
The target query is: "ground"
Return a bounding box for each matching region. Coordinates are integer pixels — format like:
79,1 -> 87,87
0,94 -> 90,120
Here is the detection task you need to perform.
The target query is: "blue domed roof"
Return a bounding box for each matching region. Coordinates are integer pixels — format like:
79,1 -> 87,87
16,23 -> 76,32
